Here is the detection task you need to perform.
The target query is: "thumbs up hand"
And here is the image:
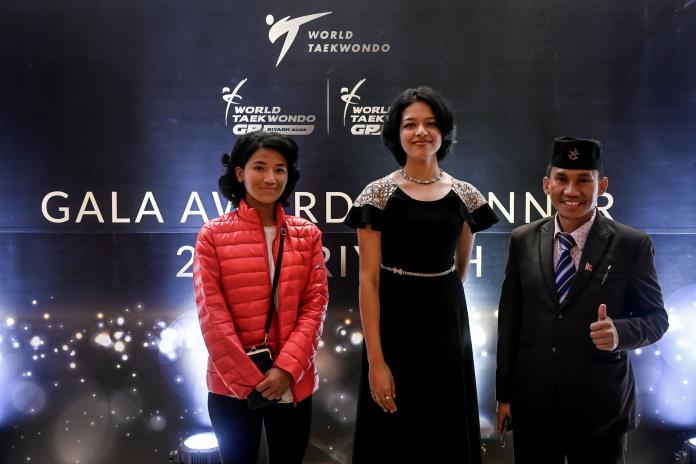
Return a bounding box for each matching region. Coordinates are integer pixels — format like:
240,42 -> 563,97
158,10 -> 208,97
590,304 -> 619,351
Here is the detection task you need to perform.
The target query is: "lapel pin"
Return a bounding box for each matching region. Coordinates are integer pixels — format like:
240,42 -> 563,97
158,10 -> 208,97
584,262 -> 593,272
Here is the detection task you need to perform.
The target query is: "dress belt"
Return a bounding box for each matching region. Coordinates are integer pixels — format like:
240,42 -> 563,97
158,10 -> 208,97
380,263 -> 456,278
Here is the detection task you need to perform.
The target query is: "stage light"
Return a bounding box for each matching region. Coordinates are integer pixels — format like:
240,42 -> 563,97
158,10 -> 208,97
638,285 -> 696,426
676,437 -> 696,464
171,431 -> 221,464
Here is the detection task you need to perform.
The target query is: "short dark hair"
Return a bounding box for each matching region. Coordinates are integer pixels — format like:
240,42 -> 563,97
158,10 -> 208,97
381,86 -> 456,166
218,131 -> 300,207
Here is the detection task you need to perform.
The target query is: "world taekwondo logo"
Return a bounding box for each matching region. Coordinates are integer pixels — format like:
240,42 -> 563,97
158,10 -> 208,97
264,11 -> 390,67
266,12 -> 332,67
221,78 -> 316,135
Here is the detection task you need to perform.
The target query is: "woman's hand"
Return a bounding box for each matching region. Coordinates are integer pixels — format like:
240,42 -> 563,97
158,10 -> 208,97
369,360 -> 397,413
497,402 -> 512,433
255,367 -> 292,400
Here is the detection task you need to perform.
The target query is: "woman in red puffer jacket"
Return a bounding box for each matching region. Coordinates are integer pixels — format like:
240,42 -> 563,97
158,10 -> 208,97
193,131 -> 328,464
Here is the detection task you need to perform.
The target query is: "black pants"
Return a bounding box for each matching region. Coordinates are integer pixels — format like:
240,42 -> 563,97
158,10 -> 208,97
513,428 -> 627,464
208,392 -> 312,464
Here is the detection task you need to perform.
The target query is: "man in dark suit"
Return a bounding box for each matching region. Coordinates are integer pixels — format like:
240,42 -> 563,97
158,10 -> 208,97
495,136 -> 669,464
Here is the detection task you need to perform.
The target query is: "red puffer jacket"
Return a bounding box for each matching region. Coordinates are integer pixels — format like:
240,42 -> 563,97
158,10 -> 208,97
193,199 -> 328,402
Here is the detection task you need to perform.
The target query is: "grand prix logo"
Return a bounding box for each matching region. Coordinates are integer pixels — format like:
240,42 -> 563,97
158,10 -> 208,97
340,79 -> 389,135
222,78 -> 248,126
222,79 -> 316,135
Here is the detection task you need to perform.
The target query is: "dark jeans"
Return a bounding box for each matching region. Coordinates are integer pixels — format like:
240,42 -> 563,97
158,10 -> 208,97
208,392 -> 312,464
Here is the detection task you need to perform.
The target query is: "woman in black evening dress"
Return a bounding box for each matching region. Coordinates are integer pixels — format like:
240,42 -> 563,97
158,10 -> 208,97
344,87 -> 498,462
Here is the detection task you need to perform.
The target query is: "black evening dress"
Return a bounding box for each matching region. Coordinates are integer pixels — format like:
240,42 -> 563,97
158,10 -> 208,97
344,174 -> 498,463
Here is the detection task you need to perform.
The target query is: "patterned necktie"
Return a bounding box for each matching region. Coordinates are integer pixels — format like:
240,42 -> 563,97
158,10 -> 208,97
555,232 -> 577,303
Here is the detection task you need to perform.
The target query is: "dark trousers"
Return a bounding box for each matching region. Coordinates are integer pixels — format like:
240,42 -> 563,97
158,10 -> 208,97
513,428 -> 627,464
208,392 -> 312,464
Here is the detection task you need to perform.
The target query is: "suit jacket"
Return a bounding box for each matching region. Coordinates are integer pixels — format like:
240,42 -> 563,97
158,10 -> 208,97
496,212 -> 668,437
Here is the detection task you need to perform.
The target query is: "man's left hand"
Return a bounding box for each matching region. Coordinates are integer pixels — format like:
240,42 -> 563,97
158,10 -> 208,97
590,303 -> 619,351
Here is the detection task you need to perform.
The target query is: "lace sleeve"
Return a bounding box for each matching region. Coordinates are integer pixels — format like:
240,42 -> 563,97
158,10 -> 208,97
451,178 -> 499,233
344,175 -> 397,230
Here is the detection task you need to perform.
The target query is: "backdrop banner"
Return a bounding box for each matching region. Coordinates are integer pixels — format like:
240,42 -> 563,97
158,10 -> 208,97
1,1 -> 695,462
